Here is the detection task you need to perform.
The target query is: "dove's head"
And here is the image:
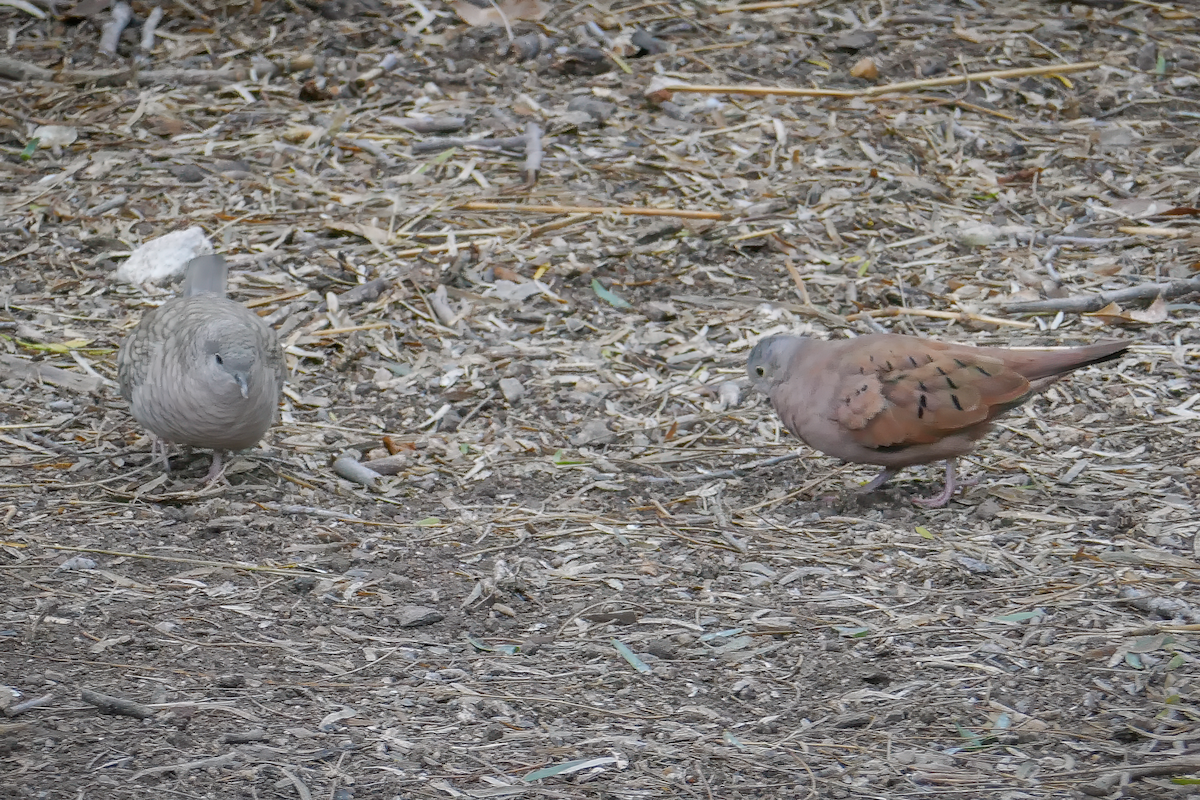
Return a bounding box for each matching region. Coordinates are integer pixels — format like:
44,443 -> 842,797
746,335 -> 805,392
199,327 -> 260,400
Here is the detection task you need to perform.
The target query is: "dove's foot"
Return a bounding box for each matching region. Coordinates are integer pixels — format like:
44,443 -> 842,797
860,468 -> 896,493
912,460 -> 977,508
201,451 -> 229,486
151,436 -> 171,474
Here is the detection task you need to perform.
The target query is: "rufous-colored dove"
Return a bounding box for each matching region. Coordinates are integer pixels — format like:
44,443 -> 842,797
118,254 -> 286,483
746,333 -> 1128,507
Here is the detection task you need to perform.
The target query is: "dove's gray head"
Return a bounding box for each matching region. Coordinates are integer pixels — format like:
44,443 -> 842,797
197,323 -> 261,400
747,335 -> 806,392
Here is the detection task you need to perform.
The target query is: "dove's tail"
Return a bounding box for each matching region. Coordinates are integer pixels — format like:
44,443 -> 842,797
182,254 -> 228,297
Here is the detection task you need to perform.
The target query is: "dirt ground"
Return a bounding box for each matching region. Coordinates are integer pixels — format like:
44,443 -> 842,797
3,0 -> 1200,797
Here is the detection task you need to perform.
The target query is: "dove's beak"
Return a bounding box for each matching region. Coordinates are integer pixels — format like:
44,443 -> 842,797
234,373 -> 249,399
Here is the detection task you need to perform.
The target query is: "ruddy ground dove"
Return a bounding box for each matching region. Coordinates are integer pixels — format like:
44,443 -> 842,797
118,254 -> 286,483
746,333 -> 1128,507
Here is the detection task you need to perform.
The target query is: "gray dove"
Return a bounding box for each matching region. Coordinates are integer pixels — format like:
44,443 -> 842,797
746,333 -> 1128,507
118,254 -> 286,483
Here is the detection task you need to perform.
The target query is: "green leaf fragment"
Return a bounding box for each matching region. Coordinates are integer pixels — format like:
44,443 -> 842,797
834,626 -> 871,638
915,525 -> 934,539
21,138 -> 39,159
612,639 -> 652,673
591,278 -> 632,309
525,756 -> 618,781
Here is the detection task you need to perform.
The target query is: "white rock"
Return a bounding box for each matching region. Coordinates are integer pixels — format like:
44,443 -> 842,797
492,279 -> 543,302
33,125 -> 77,148
116,227 -> 213,285
498,377 -> 525,403
956,223 -> 1000,248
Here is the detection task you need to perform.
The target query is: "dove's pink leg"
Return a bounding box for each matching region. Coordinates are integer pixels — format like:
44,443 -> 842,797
860,468 -> 896,493
202,451 -> 227,485
913,460 -> 962,508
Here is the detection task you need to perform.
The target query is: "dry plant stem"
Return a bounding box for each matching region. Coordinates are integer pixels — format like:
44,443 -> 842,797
847,306 -> 1036,329
1117,226 -> 1188,236
665,61 -> 1102,99
1002,278 -> 1200,314
461,201 -> 727,220
99,2 -> 134,58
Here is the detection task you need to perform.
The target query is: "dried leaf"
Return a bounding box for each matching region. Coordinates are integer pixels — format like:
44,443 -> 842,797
849,57 -> 878,80
451,0 -> 549,26
1083,294 -> 1167,326
324,221 -> 390,244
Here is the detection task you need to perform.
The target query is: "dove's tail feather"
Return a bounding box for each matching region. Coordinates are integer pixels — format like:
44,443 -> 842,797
182,254 -> 228,297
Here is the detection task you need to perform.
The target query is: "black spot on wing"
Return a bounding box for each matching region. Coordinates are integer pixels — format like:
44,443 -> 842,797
974,365 -> 992,377
945,376 -> 958,390
951,394 -> 963,411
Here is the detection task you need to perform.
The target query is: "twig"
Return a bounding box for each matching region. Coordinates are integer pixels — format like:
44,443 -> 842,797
43,544 -> 313,575
394,116 -> 466,134
5,693 -> 54,717
1001,278 -> 1200,314
663,61 -> 1102,99
411,134 -> 526,155
0,56 -> 52,81
332,457 -> 382,489
522,122 -> 543,185
81,687 -> 155,719
132,752 -> 239,780
61,66 -> 240,86
0,354 -> 105,394
846,307 -> 1036,329
279,768 -> 314,800
461,201 -> 727,220
717,0 -> 811,11
99,2 -> 133,58
0,0 -> 45,18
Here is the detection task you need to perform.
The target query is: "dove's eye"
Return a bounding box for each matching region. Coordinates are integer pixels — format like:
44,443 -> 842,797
755,366 -> 764,376
214,354 -> 224,366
